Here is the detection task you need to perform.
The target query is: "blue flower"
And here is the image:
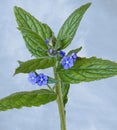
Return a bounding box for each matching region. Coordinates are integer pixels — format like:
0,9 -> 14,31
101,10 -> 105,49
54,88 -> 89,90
36,73 -> 48,86
71,52 -> 77,62
48,48 -> 57,56
48,48 -> 53,54
61,56 -> 74,69
28,72 -> 37,85
59,51 -> 66,58
45,39 -> 49,44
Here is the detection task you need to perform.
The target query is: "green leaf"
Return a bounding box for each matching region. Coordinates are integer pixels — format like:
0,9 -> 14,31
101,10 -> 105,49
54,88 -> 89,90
0,89 -> 57,111
67,46 -> 82,56
56,3 -> 91,50
14,58 -> 56,75
48,77 -> 57,84
14,6 -> 54,57
61,83 -> 70,106
58,57 -> 117,83
17,60 -> 24,65
14,6 -> 53,41
18,27 -> 48,57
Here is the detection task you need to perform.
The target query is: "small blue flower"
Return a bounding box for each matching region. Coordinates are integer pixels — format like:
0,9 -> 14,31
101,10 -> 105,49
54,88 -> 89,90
48,48 -> 57,56
28,72 -> 37,85
45,39 -> 49,44
36,73 -> 48,86
59,51 -> 66,58
49,48 -> 53,54
61,56 -> 74,69
71,52 -> 77,62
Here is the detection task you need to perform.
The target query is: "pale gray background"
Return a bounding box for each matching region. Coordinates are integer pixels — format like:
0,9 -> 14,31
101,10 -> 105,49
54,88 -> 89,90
0,0 -> 117,130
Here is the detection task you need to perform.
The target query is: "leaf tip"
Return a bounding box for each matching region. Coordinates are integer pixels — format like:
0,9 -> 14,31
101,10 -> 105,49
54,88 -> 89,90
13,68 -> 19,76
87,2 -> 92,5
13,6 -> 19,16
13,6 -> 18,12
82,2 -> 92,10
79,46 -> 82,51
85,2 -> 92,6
13,71 -> 16,76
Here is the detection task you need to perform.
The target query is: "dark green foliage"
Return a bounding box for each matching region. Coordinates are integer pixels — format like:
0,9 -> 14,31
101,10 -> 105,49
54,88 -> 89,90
1,3 -> 117,113
0,89 -> 57,111
14,6 -> 53,40
67,46 -> 82,55
18,27 -> 48,57
58,57 -> 117,83
14,6 -> 54,58
48,77 -> 57,84
56,3 -> 91,50
14,58 -> 56,75
61,83 -> 70,106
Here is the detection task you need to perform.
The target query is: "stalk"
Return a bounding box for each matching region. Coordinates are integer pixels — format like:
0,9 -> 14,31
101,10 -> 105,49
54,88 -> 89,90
54,67 -> 66,130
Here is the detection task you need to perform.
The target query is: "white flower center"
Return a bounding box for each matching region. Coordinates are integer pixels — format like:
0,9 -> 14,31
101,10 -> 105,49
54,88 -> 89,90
66,61 -> 69,64
32,77 -> 35,80
40,78 -> 43,81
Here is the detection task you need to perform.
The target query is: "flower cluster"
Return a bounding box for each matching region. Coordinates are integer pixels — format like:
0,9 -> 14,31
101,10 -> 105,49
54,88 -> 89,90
61,52 -> 77,70
28,72 -> 48,86
45,38 -> 77,70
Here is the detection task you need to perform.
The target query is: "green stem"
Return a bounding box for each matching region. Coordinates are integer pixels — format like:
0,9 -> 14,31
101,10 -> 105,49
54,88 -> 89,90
54,67 -> 66,130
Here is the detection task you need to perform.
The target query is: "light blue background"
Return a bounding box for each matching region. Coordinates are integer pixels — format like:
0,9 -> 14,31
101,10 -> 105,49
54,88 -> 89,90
0,0 -> 117,130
